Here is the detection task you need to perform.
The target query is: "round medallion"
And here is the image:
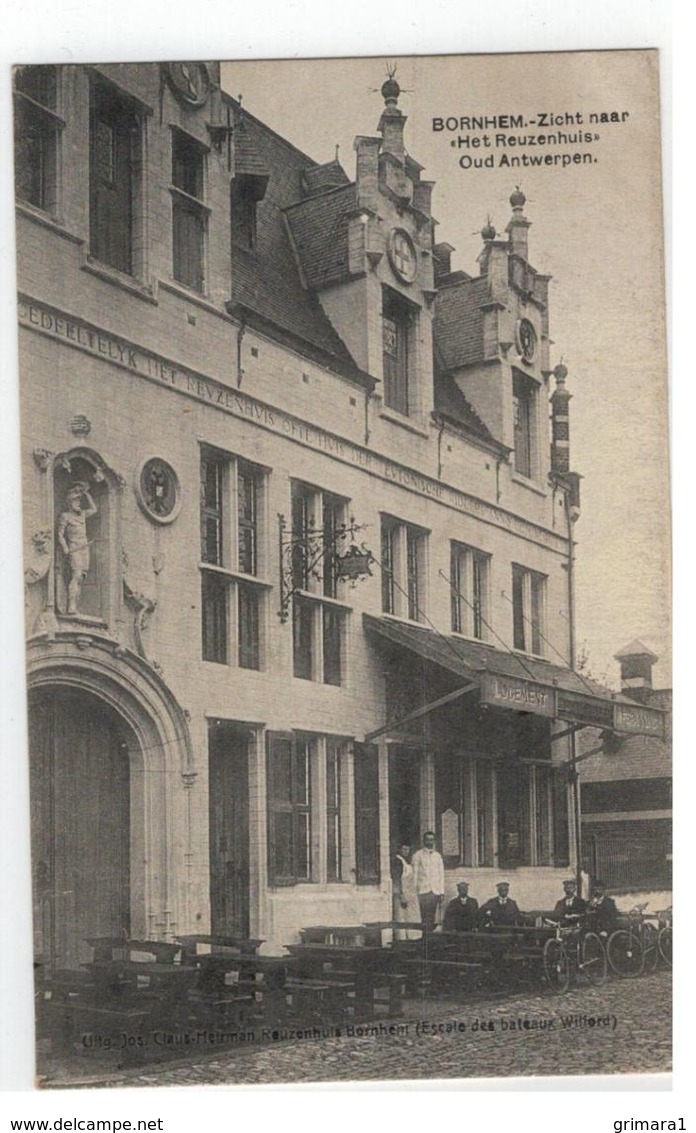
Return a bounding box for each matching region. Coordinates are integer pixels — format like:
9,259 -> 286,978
136,458 -> 181,524
164,62 -> 211,108
516,317 -> 538,363
387,228 -> 418,284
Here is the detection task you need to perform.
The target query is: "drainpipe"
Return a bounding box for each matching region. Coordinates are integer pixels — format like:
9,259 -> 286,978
564,489 -> 583,896
236,318 -> 246,387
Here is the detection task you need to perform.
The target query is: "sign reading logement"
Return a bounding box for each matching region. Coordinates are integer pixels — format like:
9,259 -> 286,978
480,673 -> 556,717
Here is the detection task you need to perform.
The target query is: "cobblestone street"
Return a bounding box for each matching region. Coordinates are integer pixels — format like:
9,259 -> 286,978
41,969 -> 671,1089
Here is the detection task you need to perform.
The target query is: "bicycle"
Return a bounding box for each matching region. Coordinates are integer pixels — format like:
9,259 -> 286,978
542,916 -> 607,994
605,902 -> 659,978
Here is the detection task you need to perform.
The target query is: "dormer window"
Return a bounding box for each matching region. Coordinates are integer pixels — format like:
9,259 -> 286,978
382,287 -> 417,416
513,370 -> 538,479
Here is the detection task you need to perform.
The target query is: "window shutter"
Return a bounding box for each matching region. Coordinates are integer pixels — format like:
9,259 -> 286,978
266,732 -> 296,884
354,742 -> 380,884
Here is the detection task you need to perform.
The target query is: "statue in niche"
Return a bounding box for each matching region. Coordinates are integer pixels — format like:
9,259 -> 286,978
57,482 -> 97,615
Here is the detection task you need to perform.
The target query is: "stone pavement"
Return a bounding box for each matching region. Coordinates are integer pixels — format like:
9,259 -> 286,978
40,969 -> 671,1089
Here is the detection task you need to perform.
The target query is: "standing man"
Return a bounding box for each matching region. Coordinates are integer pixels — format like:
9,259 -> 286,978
480,881 -> 523,927
411,831 -> 445,933
443,880 -> 480,932
553,879 -> 587,925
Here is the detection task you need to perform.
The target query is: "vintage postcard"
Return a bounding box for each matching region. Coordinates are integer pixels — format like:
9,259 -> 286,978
11,49 -> 670,1089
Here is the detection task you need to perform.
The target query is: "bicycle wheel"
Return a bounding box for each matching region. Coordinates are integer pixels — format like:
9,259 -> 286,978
607,929 -> 644,977
658,925 -> 672,968
580,931 -> 607,985
543,938 -> 570,993
641,922 -> 659,973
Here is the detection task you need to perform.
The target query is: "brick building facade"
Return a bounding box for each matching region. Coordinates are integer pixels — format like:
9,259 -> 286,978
15,60 -> 664,963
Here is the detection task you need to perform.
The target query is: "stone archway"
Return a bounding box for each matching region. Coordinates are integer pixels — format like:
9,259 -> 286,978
27,634 -> 195,969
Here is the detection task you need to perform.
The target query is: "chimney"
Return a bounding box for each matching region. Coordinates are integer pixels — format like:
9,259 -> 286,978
614,640 -> 659,702
354,135 -> 382,212
550,362 -> 571,474
433,242 -> 454,282
506,186 -> 531,262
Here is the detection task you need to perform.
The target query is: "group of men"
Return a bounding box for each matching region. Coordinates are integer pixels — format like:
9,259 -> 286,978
404,832 -> 619,934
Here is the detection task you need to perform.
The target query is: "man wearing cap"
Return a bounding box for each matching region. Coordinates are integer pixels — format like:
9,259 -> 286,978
443,880 -> 480,932
411,831 -> 445,932
553,879 -> 587,925
480,881 -> 523,927
588,881 -> 619,935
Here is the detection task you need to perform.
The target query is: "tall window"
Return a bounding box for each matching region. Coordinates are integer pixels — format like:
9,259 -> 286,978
511,564 -> 546,656
90,79 -> 142,275
382,288 -> 416,416
451,542 -> 490,640
200,449 -> 266,669
267,733 -> 349,885
380,515 -> 428,622
171,130 -> 207,291
290,481 -> 348,686
14,65 -> 61,214
435,753 -> 568,869
354,742 -> 380,884
513,370 -> 537,478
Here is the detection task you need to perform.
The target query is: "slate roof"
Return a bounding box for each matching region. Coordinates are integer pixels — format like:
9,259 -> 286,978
434,275 -> 491,371
224,98 -> 371,387
284,183 -> 358,290
433,371 -> 500,448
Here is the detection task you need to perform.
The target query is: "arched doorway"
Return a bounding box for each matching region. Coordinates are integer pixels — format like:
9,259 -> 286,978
29,685 -> 134,971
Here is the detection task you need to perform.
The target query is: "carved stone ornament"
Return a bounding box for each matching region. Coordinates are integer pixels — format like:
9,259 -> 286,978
164,62 -> 211,109
135,458 -> 181,524
33,448 -> 54,472
24,529 -> 53,586
515,317 -> 538,363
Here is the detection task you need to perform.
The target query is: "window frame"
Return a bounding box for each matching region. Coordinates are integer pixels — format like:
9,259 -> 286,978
290,480 -> 351,686
512,369 -> 539,480
435,753 -> 568,869
88,76 -> 144,278
380,514 -> 428,623
382,285 -> 418,417
200,447 -> 268,670
13,65 -> 63,217
511,563 -> 547,657
170,127 -> 209,293
266,732 -> 352,886
450,541 -> 491,641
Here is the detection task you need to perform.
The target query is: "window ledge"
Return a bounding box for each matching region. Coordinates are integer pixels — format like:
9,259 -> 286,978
511,647 -> 549,663
378,407 -> 430,438
510,471 -> 548,497
380,612 -> 427,629
81,257 -> 158,304
199,563 -> 272,588
451,630 -> 490,647
294,589 -> 353,611
160,278 -> 235,319
16,201 -> 84,245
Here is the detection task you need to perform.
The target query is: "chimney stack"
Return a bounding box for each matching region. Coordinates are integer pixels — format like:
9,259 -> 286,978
614,640 -> 659,702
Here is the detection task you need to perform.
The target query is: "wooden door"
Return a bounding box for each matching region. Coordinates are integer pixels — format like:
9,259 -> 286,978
209,726 -> 250,937
29,687 -> 131,971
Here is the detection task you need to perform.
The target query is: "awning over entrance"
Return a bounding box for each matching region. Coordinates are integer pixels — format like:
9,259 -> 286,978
363,614 -> 665,739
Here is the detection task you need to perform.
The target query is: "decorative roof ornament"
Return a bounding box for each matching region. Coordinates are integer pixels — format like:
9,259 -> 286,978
510,185 -> 526,209
481,216 -> 497,241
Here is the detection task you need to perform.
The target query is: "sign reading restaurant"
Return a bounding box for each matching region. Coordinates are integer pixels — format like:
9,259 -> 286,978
480,672 -> 665,738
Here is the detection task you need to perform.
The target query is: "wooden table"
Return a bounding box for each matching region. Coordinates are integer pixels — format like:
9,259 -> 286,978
285,943 -> 406,1017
